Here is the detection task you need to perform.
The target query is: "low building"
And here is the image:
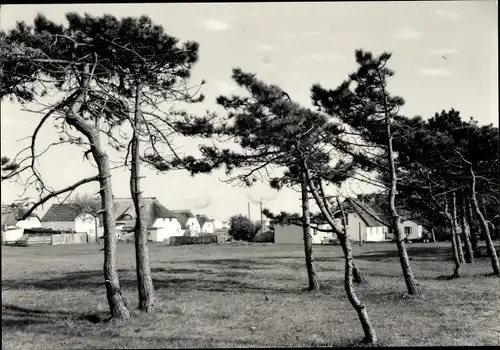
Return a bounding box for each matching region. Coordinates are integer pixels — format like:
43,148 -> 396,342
41,204 -> 98,240
112,197 -> 182,242
196,214 -> 215,234
1,205 -> 43,244
274,223 -> 334,244
172,210 -> 200,236
337,196 -> 424,242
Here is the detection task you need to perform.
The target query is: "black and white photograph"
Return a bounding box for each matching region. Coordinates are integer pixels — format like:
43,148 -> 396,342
1,1 -> 498,348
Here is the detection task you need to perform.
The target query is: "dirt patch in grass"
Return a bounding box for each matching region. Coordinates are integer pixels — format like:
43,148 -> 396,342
2,242 -> 500,348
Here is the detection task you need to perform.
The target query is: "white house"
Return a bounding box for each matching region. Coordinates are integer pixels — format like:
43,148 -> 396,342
172,210 -> 200,236
196,214 -> 215,234
212,220 -> 225,230
336,196 -> 424,242
112,197 -> 182,242
386,219 -> 424,241
41,204 -> 99,240
332,211 -> 388,243
1,205 -> 42,244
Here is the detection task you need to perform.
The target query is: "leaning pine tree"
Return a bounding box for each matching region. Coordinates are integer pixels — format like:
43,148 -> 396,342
311,50 -> 419,295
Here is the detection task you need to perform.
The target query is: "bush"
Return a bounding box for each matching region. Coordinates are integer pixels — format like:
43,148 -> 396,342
228,214 -> 256,241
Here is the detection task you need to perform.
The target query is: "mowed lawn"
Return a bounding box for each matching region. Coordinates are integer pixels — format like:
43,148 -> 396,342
2,241 -> 500,348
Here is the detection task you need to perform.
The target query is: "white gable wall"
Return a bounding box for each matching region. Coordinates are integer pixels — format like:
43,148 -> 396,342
185,218 -> 200,235
201,222 -> 215,234
1,227 -> 24,243
75,214 -> 98,239
366,226 -> 388,242
151,217 -> 182,241
401,220 -> 423,240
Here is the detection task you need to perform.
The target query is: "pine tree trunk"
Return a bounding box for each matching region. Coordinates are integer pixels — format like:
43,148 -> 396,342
66,69 -> 130,319
130,85 -> 155,312
386,124 -> 418,295
459,191 -> 474,263
393,228 -> 418,293
95,150 -> 131,318
431,228 -> 436,243
444,197 -> 461,278
451,192 -> 465,264
465,196 -> 480,258
337,197 -> 376,343
301,162 -> 376,343
469,171 -> 500,276
339,234 -> 377,344
300,170 -> 320,291
449,224 -> 462,278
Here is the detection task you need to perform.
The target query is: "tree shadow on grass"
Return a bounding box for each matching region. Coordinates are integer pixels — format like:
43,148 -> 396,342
356,245 -> 451,262
1,268 -> 304,295
2,303 -> 108,331
150,267 -> 220,275
184,258 -> 277,270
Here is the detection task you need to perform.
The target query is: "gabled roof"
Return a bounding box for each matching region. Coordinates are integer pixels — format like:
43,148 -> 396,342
172,210 -> 195,229
196,214 -> 213,227
41,203 -> 83,222
42,197 -> 177,227
111,197 -> 177,228
338,193 -> 424,228
337,198 -> 387,228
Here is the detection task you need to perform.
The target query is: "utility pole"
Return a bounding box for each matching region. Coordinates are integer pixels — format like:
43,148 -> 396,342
246,192 -> 278,225
358,222 -> 362,247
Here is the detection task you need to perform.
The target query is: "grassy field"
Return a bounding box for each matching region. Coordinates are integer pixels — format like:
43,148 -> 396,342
2,241 -> 500,348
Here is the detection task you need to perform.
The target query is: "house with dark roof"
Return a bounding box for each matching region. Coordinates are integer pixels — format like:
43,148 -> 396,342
41,197 -> 182,242
196,214 -> 215,234
334,195 -> 424,242
41,203 -> 98,239
172,210 -> 200,236
1,205 -> 42,243
112,197 -> 181,241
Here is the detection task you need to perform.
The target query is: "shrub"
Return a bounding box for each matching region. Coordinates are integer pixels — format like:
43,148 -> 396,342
228,214 -> 256,241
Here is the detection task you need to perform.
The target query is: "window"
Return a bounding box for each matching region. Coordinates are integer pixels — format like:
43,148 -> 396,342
404,226 -> 412,236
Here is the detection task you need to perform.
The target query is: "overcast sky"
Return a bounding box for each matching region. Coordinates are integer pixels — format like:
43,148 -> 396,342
1,2 -> 498,220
